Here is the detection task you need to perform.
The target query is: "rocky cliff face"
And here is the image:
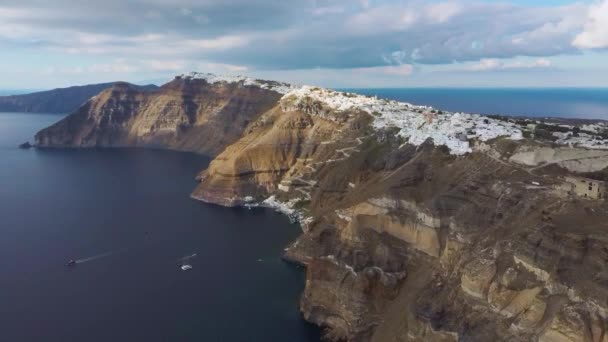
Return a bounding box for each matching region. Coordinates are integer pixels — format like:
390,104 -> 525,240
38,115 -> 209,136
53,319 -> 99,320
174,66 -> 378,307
35,77 -> 281,155
36,73 -> 608,341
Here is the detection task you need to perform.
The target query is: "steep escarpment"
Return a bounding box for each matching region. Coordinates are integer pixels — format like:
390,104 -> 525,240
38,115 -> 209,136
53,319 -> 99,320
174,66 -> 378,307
35,75 -> 283,155
191,82 -> 608,341
36,73 -> 608,341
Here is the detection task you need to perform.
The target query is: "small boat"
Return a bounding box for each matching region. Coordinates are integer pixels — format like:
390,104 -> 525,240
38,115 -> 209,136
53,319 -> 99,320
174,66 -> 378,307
180,264 -> 193,271
66,260 -> 76,267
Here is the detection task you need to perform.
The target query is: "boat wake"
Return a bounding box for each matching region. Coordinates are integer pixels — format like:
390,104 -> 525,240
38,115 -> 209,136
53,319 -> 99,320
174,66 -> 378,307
75,249 -> 125,264
178,253 -> 197,262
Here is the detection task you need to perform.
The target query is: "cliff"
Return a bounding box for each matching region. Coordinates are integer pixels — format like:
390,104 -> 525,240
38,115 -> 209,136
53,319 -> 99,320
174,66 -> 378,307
35,76 -> 283,155
36,73 -> 608,341
0,82 -> 157,114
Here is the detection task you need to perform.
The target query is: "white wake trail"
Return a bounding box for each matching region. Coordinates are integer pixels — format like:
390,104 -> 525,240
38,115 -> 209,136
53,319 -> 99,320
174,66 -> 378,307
75,249 -> 125,264
178,253 -> 197,262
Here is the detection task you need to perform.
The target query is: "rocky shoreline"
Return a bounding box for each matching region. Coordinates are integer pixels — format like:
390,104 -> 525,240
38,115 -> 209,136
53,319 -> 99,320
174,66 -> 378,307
35,73 -> 608,341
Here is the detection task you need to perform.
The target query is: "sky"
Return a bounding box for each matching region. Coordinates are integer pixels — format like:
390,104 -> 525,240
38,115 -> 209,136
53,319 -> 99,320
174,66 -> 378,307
0,0 -> 607,89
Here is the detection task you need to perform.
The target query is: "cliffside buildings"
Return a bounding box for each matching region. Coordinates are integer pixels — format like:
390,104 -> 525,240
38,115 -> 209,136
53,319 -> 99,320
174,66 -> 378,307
563,177 -> 606,200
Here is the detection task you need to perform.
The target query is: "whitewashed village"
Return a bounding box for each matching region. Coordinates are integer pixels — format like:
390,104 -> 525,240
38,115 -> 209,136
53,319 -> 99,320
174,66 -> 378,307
183,73 -> 608,224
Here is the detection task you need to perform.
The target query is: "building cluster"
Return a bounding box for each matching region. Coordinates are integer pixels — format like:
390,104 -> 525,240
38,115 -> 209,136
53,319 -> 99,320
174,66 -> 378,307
562,177 -> 606,200
181,73 -> 608,155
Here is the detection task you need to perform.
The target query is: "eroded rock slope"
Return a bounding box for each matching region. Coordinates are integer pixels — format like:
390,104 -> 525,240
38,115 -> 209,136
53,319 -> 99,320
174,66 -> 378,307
36,76 -> 281,155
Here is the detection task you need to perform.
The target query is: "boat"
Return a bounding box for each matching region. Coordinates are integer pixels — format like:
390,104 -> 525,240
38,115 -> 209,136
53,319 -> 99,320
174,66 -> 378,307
66,260 -> 76,267
180,264 -> 193,271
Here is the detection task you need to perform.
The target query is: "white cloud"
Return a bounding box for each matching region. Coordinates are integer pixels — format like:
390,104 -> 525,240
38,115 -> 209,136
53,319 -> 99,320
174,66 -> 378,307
185,35 -> 249,50
42,58 -> 222,75
0,7 -> 28,19
357,64 -> 414,76
573,0 -> 608,48
469,59 -> 503,71
311,6 -> 345,16
43,61 -> 136,74
377,64 -> 414,76
142,60 -> 187,72
360,0 -> 371,9
426,2 -> 462,24
468,58 -> 553,71
43,66 -> 85,74
347,5 -> 418,33
201,62 -> 249,73
531,58 -> 552,68
88,60 -> 137,73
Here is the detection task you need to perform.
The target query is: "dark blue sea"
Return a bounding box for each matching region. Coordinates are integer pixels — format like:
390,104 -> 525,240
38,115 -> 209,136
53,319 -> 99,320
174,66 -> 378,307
341,88 -> 608,120
0,112 -> 320,341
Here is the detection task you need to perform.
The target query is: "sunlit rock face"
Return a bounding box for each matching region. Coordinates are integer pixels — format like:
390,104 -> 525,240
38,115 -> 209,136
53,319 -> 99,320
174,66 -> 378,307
36,73 -> 608,341
35,77 -> 282,156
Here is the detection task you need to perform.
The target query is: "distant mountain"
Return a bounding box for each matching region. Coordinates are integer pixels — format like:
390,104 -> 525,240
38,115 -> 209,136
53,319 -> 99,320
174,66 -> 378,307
0,89 -> 41,96
0,82 -> 158,113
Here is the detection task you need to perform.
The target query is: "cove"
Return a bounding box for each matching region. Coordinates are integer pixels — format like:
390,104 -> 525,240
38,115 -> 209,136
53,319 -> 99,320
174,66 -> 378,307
0,112 -> 320,341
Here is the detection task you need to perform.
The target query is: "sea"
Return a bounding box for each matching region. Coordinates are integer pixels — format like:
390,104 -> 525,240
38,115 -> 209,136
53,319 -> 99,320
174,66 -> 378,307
341,88 -> 608,120
0,112 -> 321,341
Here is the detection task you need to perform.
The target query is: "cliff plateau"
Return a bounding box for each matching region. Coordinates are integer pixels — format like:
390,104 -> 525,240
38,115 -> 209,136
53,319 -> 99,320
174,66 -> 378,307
36,73 -> 608,342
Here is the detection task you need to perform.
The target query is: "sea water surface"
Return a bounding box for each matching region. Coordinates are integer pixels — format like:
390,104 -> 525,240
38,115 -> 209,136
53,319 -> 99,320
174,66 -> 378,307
0,112 -> 320,341
341,88 -> 608,120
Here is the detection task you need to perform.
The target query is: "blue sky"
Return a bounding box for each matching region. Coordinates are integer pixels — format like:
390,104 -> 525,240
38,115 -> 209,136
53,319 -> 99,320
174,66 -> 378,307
0,0 -> 607,89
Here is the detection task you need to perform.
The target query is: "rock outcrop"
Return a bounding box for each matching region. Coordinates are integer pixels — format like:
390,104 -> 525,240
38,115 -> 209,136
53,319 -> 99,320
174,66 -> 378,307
509,146 -> 608,173
35,73 -> 608,341
18,141 -> 32,149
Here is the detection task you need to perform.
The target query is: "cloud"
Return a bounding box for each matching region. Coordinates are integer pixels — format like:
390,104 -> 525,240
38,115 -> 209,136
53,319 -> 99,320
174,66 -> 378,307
311,6 -> 345,16
0,0 -> 603,77
185,35 -> 250,50
43,60 -> 136,74
41,58 -> 247,75
469,59 -> 503,71
88,61 -> 137,73
210,1 -> 589,69
142,60 -> 187,72
346,5 -> 418,33
200,62 -> 248,73
573,0 -> 608,48
426,2 -> 462,24
468,58 -> 553,71
524,58 -> 552,68
357,64 -> 414,76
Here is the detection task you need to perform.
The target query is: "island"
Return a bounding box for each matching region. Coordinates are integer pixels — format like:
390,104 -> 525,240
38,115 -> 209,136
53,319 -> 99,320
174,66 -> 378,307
35,72 -> 608,341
